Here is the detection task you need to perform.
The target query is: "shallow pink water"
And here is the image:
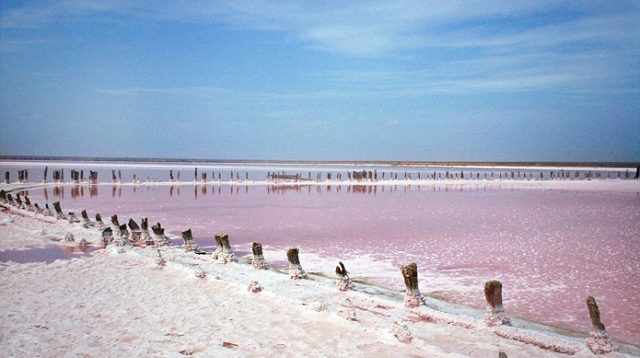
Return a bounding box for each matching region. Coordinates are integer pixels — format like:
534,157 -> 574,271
21,183 -> 640,344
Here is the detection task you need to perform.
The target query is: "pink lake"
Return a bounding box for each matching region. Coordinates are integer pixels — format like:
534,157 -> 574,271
15,182 -> 640,344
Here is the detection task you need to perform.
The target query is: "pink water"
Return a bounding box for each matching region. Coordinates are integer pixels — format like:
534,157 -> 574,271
20,183 -> 640,344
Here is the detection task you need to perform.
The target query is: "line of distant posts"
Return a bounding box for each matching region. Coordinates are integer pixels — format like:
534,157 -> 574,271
5,166 -> 640,186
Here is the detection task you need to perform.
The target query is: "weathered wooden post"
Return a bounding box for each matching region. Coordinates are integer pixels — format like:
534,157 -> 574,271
140,218 -> 153,245
53,201 -> 67,220
287,248 -> 308,279
81,210 -> 94,228
194,167 -> 198,182
14,194 -> 23,209
170,170 -> 174,182
89,171 -> 98,184
151,223 -> 172,246
0,190 -> 6,204
33,203 -> 43,215
181,228 -> 200,252
214,232 -> 236,263
101,227 -> 114,246
484,280 -> 510,326
44,204 -> 53,216
115,224 -> 129,246
335,261 -> 353,291
129,219 -> 142,243
251,242 -> 269,269
118,170 -> 121,182
4,172 -> 8,184
111,215 -> 121,236
6,193 -> 15,206
23,196 -> 33,211
585,296 -> 616,354
202,172 -> 207,183
401,263 -> 424,307
95,213 -> 106,229
43,166 -> 48,183
68,211 -> 80,223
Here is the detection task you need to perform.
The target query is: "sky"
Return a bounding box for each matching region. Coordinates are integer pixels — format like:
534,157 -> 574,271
1,1 -> 639,162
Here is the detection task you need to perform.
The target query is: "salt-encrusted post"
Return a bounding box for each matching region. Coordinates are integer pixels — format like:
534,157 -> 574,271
81,210 -> 94,228
44,204 -> 53,216
0,190 -> 7,204
128,218 -> 142,243
33,203 -> 43,215
114,224 -> 129,246
401,263 -> 424,307
181,229 -> 200,252
585,296 -> 616,354
111,215 -> 121,236
151,222 -> 172,246
215,232 -> 236,263
95,213 -> 106,229
14,194 -> 23,209
140,218 -> 153,245
53,201 -> 67,220
23,196 -> 33,211
100,227 -> 113,246
484,280 -> 510,326
251,242 -> 269,269
6,193 -> 15,206
335,261 -> 354,291
287,247 -> 308,279
68,211 -> 80,223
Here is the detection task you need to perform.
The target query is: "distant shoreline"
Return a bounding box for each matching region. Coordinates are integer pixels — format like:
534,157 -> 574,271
0,155 -> 637,168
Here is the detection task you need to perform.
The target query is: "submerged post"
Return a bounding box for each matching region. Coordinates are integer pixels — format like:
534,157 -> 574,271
181,228 -> 200,252
585,296 -> 616,354
401,263 -> 424,307
484,280 -> 510,326
335,261 -> 354,291
287,247 -> 308,279
251,242 -> 269,269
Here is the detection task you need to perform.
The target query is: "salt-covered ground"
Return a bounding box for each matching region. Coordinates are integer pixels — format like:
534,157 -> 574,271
1,191 -> 639,357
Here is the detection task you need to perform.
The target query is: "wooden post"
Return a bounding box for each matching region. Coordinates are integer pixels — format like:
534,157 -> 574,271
4,172 -> 8,184
6,193 -> 15,206
170,170 -> 174,182
111,215 -> 121,236
68,211 -> 81,223
181,228 -> 200,252
14,194 -> 23,208
0,190 -> 6,204
33,203 -> 43,215
484,280 -> 510,326
89,171 -> 98,184
101,228 -> 114,246
44,203 -> 53,216
43,166 -> 48,183
115,224 -> 129,246
214,232 -> 236,263
129,219 -> 142,243
81,210 -> 94,228
53,201 -> 67,220
401,263 -> 424,307
194,167 -> 198,182
95,213 -> 106,229
585,296 -> 615,354
151,222 -> 172,246
335,261 -> 353,291
251,242 -> 269,269
140,218 -> 153,245
287,248 -> 308,279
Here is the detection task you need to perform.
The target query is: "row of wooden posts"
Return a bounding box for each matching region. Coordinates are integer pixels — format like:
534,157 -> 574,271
4,167 -> 637,185
1,189 -> 619,354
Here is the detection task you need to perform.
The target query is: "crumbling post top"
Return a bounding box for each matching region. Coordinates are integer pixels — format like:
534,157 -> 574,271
484,280 -> 504,308
587,296 -> 606,331
128,218 -> 140,231
81,210 -> 89,220
401,262 -> 418,288
252,242 -> 263,256
287,247 -> 301,265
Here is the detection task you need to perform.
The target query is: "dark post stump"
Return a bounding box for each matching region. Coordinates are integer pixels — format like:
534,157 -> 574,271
335,261 -> 354,291
484,280 -> 510,326
287,247 -> 308,279
401,263 -> 424,307
585,296 -> 615,354
252,242 -> 269,269
151,222 -> 172,246
181,228 -> 200,252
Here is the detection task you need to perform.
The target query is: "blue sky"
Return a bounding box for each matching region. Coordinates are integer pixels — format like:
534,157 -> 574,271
1,1 -> 639,162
